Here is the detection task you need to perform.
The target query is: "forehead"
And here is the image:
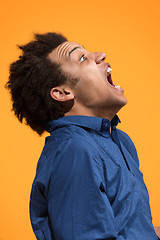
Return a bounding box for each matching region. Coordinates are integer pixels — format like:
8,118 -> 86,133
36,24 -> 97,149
48,41 -> 83,63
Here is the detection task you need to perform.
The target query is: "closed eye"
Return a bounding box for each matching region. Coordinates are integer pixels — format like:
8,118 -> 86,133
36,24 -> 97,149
80,54 -> 87,62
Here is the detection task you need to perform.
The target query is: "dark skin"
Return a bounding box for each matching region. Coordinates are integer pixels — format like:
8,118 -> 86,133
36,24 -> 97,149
154,226 -> 160,237
48,41 -> 160,238
48,41 -> 127,121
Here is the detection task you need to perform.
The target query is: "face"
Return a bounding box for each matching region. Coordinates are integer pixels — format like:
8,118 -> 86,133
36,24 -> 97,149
48,41 -> 127,119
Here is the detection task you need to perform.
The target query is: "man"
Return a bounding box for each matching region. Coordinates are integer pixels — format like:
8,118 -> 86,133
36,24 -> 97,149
6,32 -> 160,239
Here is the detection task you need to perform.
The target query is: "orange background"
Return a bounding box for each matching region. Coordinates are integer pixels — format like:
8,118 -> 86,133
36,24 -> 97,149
1,0 -> 160,239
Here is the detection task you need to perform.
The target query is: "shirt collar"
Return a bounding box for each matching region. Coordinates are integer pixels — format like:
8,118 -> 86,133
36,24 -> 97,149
46,115 -> 121,134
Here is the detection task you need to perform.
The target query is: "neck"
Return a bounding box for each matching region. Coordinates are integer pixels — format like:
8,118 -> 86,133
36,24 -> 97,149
64,103 -> 120,121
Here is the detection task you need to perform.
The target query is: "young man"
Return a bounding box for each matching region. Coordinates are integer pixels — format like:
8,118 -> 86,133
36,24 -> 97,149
6,32 -> 160,240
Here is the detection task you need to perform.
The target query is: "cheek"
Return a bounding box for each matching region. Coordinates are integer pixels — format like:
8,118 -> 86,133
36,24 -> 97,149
75,77 -> 97,93
74,78 -> 108,105
74,80 -> 95,103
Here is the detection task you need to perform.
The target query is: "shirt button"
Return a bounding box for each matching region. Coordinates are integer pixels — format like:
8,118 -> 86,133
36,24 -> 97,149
101,119 -> 111,132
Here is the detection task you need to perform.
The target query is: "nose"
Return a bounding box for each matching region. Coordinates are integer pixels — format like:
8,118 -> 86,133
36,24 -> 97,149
93,52 -> 106,64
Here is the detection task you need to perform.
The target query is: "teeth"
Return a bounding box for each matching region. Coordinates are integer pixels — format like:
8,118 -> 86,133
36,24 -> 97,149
107,67 -> 112,76
115,85 -> 120,89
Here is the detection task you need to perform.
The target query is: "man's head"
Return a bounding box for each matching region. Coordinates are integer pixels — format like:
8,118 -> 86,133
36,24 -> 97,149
48,41 -> 127,120
6,32 -> 127,135
6,32 -> 69,135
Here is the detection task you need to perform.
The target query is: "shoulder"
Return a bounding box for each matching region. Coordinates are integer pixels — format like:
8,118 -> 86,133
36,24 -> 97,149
39,134 -> 103,188
45,125 -> 98,156
34,131 -> 99,190
38,126 -> 100,172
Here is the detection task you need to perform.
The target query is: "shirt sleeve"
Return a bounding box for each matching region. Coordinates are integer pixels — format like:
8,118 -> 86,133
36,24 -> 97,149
47,137 -> 118,240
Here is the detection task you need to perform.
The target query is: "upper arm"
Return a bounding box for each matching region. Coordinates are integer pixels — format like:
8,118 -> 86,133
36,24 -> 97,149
47,138 -> 118,240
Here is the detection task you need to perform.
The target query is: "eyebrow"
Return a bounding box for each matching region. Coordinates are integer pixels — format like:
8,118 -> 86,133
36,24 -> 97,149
68,46 -> 84,57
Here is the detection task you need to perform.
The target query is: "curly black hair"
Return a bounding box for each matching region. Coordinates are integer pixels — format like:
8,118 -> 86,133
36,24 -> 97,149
5,32 -> 73,135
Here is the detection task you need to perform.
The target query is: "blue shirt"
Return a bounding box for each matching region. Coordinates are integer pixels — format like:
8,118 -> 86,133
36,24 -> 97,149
30,115 -> 158,240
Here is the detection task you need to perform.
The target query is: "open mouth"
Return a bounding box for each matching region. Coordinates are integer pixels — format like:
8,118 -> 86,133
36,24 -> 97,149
106,66 -> 121,89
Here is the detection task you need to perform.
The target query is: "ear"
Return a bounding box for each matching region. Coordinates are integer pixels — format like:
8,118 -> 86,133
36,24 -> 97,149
50,86 -> 74,102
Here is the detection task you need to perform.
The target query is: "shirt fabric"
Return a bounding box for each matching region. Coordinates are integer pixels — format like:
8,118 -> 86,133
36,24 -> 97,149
30,115 -> 158,240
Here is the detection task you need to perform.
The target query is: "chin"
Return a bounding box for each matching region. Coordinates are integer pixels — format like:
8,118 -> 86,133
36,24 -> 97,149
117,96 -> 128,110
121,96 -> 128,106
